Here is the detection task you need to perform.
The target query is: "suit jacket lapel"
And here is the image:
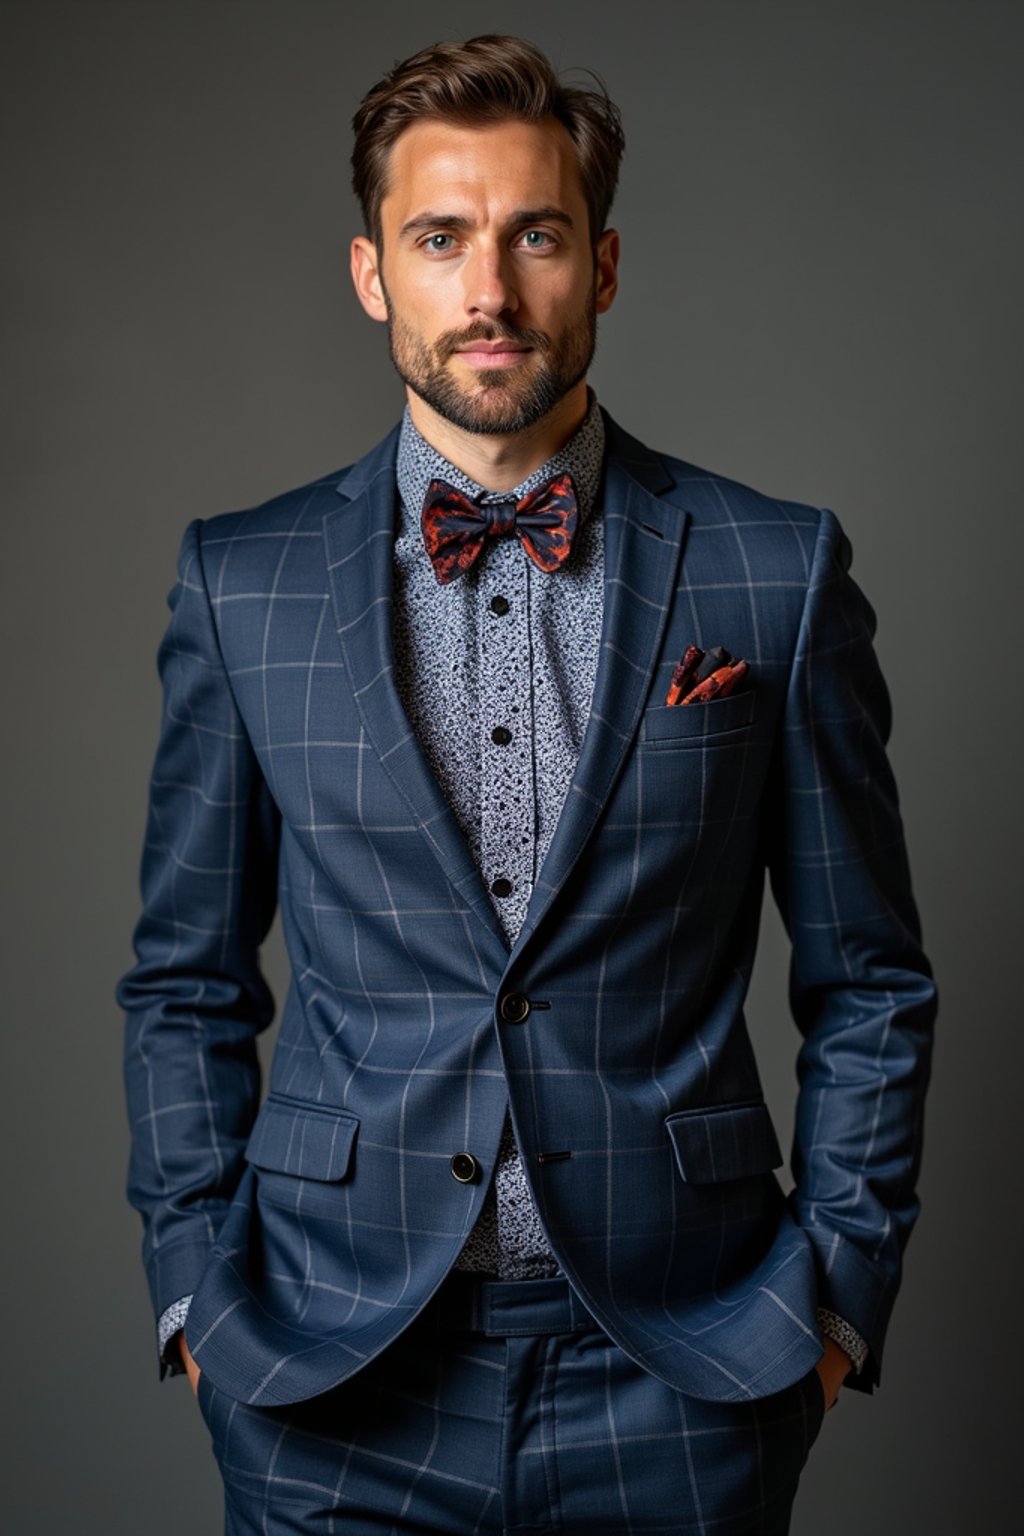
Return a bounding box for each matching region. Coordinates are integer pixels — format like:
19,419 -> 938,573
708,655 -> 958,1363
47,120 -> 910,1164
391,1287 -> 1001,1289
323,426 -> 509,963
508,413 -> 691,963
322,411 -> 691,975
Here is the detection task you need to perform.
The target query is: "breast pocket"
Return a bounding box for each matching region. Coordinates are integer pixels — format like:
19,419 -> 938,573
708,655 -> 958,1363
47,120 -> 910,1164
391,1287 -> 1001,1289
640,689 -> 755,748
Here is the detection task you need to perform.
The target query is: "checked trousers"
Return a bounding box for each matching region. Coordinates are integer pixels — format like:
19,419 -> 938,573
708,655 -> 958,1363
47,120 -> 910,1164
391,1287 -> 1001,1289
195,1273 -> 826,1535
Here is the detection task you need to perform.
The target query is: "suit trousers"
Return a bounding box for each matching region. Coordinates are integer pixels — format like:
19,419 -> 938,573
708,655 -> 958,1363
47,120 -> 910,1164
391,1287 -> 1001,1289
195,1272 -> 826,1535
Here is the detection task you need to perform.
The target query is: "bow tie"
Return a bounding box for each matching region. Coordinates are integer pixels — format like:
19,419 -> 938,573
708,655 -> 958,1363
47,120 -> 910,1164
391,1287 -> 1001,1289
420,473 -> 579,585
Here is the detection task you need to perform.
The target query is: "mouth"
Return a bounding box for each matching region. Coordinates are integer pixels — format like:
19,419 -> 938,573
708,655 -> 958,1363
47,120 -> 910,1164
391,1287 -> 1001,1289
453,342 -> 533,370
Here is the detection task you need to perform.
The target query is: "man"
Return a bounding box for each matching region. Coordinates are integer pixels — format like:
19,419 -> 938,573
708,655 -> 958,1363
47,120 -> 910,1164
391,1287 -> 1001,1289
120,33 -> 936,1535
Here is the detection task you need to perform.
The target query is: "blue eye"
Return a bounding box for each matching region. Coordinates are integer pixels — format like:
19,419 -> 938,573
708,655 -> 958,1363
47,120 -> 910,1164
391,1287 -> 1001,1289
425,233 -> 454,252
521,230 -> 551,248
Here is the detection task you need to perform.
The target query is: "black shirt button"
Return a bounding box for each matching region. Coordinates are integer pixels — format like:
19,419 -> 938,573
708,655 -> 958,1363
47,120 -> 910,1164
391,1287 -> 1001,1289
450,1152 -> 480,1184
491,877 -> 513,898
491,725 -> 512,746
490,594 -> 510,615
500,993 -> 531,1024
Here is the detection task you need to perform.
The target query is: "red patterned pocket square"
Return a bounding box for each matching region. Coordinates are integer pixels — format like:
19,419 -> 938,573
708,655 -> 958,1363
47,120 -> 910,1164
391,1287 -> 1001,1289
665,645 -> 749,706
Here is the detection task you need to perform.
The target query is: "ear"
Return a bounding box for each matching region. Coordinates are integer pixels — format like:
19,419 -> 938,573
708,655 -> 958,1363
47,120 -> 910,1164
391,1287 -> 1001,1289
350,235 -> 389,322
594,228 -> 620,315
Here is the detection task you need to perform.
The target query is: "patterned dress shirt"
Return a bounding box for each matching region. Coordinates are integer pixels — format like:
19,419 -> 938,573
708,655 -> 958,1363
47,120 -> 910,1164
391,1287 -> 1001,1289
157,391 -> 867,1378
393,393 -> 607,1278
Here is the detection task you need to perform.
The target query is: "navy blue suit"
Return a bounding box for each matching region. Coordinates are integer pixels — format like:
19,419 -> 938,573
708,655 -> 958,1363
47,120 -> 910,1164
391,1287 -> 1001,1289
120,410 -> 935,1430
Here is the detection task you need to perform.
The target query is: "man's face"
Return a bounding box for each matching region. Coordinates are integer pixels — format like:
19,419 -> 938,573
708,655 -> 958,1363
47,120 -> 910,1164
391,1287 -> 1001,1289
351,117 -> 619,436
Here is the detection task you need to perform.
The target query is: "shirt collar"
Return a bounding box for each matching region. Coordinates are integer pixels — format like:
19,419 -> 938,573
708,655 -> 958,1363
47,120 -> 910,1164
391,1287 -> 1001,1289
395,389 -> 605,533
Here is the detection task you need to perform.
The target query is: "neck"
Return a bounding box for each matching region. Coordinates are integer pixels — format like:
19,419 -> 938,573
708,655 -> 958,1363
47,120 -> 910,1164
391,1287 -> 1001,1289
406,381 -> 590,492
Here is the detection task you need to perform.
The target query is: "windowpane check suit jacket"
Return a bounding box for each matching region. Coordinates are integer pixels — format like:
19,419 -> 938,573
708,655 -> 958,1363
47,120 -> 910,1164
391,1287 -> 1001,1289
119,408 -> 936,1410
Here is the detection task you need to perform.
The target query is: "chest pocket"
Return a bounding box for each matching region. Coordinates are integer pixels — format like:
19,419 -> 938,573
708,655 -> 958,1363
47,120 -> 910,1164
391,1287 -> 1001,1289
640,690 -> 755,748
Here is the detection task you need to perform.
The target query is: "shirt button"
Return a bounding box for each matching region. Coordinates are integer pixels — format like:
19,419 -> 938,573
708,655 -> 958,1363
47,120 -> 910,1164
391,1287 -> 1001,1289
491,725 -> 512,746
490,594 -> 510,615
500,993 -> 531,1024
450,1152 -> 480,1184
491,877 -> 513,897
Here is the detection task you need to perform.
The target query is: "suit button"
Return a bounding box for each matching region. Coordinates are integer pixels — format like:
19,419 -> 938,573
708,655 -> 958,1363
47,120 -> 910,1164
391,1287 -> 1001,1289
500,992 -> 530,1024
450,1152 -> 480,1184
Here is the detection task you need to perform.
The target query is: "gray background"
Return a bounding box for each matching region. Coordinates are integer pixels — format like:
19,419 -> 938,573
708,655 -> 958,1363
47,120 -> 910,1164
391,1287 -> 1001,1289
3,0 -> 1020,1530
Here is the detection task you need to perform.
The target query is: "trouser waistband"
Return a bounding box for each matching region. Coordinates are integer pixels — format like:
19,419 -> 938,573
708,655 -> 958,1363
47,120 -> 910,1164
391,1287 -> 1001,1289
432,1271 -> 598,1336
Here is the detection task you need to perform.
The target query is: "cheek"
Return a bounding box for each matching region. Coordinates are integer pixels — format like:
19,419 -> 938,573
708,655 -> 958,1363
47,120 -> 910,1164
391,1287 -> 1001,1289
539,260 -> 597,313
398,280 -> 466,342
382,258 -> 440,317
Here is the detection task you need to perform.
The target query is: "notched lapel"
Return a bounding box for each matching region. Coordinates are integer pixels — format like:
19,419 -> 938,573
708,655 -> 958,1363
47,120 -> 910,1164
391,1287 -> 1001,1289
320,413 -> 692,973
509,418 -> 691,962
323,429 -> 508,960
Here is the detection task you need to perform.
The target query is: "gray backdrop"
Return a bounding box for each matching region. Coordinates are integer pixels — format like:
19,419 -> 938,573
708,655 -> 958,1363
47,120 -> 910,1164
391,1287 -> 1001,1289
3,1 -> 1021,1530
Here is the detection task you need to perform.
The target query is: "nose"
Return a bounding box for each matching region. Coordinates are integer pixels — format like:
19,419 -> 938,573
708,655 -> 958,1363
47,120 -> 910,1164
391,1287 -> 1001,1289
462,240 -> 518,321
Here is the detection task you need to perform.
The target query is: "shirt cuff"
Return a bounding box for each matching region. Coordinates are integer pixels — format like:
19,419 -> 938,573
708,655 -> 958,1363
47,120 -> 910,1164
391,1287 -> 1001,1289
817,1307 -> 869,1374
157,1295 -> 193,1377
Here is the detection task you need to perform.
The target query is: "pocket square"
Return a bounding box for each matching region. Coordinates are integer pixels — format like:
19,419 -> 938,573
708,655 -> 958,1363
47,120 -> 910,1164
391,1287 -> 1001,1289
665,644 -> 749,706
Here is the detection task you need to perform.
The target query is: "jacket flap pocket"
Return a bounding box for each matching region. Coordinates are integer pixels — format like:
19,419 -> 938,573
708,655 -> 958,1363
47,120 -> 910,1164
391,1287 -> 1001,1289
641,690 -> 755,745
666,1101 -> 782,1183
244,1096 -> 358,1182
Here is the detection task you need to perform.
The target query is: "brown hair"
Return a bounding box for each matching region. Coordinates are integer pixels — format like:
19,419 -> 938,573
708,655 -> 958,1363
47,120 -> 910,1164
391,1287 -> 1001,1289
351,34 -> 625,250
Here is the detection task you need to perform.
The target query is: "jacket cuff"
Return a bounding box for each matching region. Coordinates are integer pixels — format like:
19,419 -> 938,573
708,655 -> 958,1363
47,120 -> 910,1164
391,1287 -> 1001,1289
797,1214 -> 899,1392
144,1234 -> 215,1320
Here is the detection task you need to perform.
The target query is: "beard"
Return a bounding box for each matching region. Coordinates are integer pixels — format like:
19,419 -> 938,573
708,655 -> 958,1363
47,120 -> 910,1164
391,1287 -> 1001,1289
382,284 -> 597,436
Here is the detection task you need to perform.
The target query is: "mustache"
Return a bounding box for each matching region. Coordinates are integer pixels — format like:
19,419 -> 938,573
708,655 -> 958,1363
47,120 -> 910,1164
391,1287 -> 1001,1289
436,321 -> 549,360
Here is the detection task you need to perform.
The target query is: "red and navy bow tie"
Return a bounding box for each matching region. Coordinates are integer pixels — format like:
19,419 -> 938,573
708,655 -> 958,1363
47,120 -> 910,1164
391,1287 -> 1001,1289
420,473 -> 579,585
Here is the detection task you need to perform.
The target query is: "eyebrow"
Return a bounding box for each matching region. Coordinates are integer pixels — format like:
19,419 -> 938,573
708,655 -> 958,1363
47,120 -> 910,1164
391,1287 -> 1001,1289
398,206 -> 576,240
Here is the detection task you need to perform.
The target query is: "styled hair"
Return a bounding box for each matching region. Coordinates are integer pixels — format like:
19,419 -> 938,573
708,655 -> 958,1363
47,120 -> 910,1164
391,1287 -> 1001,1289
351,34 -> 625,250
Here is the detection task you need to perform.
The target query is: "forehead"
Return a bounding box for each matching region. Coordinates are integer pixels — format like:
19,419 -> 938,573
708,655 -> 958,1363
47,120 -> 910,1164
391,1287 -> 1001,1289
380,117 -> 587,227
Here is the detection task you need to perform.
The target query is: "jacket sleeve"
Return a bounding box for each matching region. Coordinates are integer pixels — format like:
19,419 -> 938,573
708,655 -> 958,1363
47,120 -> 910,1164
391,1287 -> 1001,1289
765,507 -> 937,1394
118,518 -> 281,1370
